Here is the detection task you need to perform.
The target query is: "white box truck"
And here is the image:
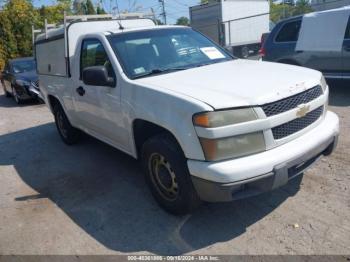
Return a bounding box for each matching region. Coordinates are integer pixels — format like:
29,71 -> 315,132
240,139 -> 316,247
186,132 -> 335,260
190,0 -> 270,58
35,14 -> 339,215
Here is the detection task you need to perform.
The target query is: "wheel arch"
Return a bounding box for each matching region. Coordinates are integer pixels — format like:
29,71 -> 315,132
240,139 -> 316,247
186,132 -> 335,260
47,95 -> 62,113
132,119 -> 184,159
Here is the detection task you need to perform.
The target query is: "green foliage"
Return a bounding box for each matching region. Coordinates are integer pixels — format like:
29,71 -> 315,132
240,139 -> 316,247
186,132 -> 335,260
0,0 -> 38,69
85,0 -> 96,15
176,16 -> 189,26
155,19 -> 164,25
73,0 -> 96,15
293,0 -> 313,16
96,6 -> 106,14
270,0 -> 313,23
0,11 -> 18,69
0,0 -> 105,70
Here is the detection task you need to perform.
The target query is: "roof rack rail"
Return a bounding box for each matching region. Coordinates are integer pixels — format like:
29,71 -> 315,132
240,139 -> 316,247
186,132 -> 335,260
32,11 -> 156,65
32,11 -> 156,42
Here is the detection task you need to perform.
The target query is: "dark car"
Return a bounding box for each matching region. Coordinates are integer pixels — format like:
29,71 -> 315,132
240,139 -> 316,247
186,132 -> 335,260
261,14 -> 350,80
1,57 -> 41,104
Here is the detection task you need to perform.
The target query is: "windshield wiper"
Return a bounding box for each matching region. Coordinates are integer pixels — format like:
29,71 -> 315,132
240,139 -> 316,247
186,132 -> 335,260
133,67 -> 189,79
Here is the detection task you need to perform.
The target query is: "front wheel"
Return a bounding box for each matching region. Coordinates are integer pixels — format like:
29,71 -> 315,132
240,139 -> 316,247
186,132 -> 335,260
142,133 -> 201,215
53,103 -> 81,145
12,86 -> 21,104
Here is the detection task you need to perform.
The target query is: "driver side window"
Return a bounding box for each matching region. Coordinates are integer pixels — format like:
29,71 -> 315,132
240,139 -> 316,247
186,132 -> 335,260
80,39 -> 115,79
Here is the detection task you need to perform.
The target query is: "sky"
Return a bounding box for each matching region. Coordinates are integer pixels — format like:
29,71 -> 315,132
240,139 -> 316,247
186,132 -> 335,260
32,0 -> 200,24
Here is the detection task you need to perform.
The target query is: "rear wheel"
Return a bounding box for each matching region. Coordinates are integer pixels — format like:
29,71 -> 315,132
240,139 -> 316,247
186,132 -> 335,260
2,83 -> 10,97
142,133 -> 201,215
53,103 -> 81,145
241,46 -> 250,58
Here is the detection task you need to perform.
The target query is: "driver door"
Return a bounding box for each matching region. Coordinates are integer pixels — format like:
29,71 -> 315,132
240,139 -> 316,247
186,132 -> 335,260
73,38 -> 127,150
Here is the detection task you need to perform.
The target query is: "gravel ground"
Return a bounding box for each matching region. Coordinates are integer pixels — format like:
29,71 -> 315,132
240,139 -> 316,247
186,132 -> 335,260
0,80 -> 349,255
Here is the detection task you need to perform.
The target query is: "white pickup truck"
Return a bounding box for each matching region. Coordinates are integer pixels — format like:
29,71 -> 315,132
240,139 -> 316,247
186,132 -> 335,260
35,16 -> 339,215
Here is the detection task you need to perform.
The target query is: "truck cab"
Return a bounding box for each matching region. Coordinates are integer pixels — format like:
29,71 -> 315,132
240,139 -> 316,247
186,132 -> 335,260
35,15 -> 339,215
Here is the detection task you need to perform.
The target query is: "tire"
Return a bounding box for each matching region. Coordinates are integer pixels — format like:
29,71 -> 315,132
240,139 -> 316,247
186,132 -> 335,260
11,86 -> 21,104
3,85 -> 10,97
53,103 -> 81,145
241,46 -> 249,59
142,133 -> 201,215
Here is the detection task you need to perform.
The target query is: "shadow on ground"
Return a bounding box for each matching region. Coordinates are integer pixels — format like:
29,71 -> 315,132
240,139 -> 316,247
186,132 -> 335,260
327,79 -> 350,107
0,94 -> 42,108
0,120 -> 302,254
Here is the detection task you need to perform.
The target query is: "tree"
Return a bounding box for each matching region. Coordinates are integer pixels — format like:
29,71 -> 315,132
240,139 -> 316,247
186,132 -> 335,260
2,0 -> 37,58
270,0 -> 312,23
0,10 -> 18,69
0,0 -> 74,70
85,0 -> 96,14
293,0 -> 313,16
96,6 -> 107,14
155,19 -> 164,25
176,16 -> 189,26
73,0 -> 84,14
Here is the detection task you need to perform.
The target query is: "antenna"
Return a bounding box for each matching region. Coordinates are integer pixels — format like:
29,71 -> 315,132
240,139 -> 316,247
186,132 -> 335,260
115,0 -> 124,30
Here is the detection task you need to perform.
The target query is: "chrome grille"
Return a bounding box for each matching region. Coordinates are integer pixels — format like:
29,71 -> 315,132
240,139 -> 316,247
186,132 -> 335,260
262,86 -> 323,117
31,80 -> 39,88
272,106 -> 324,140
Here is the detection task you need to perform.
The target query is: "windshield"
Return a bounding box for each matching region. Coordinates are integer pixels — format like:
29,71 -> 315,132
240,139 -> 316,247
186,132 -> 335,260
12,59 -> 36,74
108,28 -> 233,79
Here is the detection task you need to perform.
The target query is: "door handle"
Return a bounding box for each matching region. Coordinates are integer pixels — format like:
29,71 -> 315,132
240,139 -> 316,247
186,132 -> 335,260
296,50 -> 304,54
76,86 -> 85,96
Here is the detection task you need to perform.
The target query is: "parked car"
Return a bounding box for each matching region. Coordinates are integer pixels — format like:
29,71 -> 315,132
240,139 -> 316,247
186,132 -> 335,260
1,57 -> 42,103
36,15 -> 339,215
262,7 -> 350,79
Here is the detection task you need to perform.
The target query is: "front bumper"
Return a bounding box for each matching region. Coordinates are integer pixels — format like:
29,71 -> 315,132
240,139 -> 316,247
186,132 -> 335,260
14,83 -> 43,101
188,111 -> 339,202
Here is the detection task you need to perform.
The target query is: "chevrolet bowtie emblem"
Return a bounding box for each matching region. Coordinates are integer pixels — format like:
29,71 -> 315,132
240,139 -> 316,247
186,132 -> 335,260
296,104 -> 310,118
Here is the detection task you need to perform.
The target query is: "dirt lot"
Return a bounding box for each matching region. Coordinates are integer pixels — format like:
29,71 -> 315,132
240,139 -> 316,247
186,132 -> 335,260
0,80 -> 349,255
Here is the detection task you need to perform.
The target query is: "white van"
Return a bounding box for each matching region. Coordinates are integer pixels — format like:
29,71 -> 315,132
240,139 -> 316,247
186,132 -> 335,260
35,14 -> 339,215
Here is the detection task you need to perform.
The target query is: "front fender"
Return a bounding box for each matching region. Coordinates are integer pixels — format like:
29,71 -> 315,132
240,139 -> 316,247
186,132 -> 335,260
123,82 -> 213,160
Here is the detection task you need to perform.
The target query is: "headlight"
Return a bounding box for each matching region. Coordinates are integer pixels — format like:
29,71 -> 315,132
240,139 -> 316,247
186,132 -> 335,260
193,109 -> 265,161
320,75 -> 328,92
199,132 -> 266,161
15,79 -> 30,86
193,108 -> 257,128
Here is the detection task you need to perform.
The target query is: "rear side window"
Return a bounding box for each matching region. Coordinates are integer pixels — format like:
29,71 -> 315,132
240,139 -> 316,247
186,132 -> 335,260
80,39 -> 114,78
275,20 -> 301,43
345,17 -> 350,39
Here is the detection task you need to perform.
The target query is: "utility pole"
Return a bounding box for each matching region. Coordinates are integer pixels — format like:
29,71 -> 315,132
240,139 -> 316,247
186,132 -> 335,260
159,0 -> 167,24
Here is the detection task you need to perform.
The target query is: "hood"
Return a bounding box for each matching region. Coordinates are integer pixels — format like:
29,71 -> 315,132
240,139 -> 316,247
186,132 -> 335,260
16,70 -> 38,82
135,60 -> 322,110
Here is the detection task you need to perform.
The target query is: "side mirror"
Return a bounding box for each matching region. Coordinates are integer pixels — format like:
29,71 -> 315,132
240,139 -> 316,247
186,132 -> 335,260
82,66 -> 115,87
